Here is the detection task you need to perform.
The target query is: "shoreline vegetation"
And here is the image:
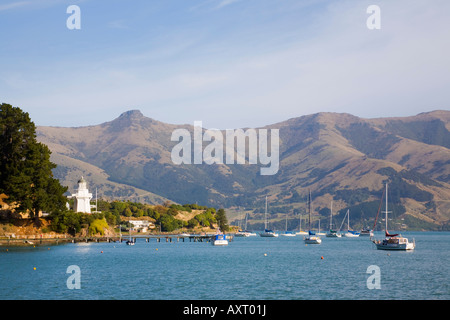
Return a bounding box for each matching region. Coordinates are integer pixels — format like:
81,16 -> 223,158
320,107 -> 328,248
0,200 -> 231,246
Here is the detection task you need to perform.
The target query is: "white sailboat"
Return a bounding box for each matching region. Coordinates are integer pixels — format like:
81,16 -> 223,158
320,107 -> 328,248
326,201 -> 341,238
280,214 -> 296,237
372,183 -> 415,250
317,218 -> 326,236
343,209 -> 360,237
304,190 -> 322,244
296,213 -> 308,235
235,212 -> 257,237
260,196 -> 279,237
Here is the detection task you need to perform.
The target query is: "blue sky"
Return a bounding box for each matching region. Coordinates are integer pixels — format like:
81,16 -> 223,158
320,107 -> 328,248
1,0 -> 449,128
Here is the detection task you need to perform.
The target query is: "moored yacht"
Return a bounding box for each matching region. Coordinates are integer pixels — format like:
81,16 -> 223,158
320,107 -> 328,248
326,201 -> 341,238
303,190 -> 322,244
296,213 -> 308,235
342,209 -> 360,237
212,229 -> 229,246
260,196 -> 279,237
280,214 -> 296,237
372,183 -> 415,251
359,228 -> 374,237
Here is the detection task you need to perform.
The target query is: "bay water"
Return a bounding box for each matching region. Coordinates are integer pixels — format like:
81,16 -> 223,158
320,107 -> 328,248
1,232 -> 449,300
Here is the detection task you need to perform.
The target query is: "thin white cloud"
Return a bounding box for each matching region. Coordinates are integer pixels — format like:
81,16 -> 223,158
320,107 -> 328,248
0,1 -> 30,12
107,19 -> 129,30
190,0 -> 243,12
216,0 -> 242,9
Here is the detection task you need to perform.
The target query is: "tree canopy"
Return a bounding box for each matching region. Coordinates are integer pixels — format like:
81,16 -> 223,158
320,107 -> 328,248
0,103 -> 68,220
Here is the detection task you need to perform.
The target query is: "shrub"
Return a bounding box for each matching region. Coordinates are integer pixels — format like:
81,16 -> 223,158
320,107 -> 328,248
89,218 -> 109,236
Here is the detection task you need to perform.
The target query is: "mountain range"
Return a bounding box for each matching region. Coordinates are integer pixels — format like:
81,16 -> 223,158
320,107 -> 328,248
36,110 -> 450,230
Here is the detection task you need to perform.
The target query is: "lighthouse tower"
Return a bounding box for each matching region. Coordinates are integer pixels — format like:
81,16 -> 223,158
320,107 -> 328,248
72,176 -> 93,213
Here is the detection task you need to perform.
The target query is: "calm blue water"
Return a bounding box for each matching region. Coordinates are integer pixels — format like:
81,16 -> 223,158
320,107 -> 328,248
1,232 -> 449,300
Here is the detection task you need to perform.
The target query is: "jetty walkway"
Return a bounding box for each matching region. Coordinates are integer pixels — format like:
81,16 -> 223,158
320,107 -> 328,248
0,234 -> 234,246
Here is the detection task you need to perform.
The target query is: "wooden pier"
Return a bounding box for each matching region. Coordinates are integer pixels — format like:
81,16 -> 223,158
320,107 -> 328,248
120,234 -> 234,243
0,234 -> 234,246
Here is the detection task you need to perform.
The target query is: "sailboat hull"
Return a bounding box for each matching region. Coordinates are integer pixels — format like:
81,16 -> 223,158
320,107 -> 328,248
373,238 -> 415,250
304,236 -> 322,244
343,232 -> 360,238
280,233 -> 296,237
260,232 -> 279,237
326,232 -> 341,238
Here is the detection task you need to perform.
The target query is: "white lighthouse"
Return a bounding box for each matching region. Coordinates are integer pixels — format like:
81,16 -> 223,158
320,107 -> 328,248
72,176 -> 93,213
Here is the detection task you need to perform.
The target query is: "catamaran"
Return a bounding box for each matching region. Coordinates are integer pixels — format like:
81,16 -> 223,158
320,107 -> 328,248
260,196 -> 279,237
326,201 -> 341,238
304,190 -> 322,244
372,183 -> 415,250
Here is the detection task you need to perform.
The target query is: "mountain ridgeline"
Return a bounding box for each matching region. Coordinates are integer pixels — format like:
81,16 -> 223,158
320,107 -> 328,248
36,110 -> 450,230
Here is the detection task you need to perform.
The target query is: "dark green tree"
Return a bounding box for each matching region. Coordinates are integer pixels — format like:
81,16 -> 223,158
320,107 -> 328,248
0,103 -> 68,221
216,208 -> 229,231
158,214 -> 180,232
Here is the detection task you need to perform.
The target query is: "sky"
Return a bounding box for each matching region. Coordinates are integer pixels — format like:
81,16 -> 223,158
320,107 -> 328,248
1,0 -> 449,129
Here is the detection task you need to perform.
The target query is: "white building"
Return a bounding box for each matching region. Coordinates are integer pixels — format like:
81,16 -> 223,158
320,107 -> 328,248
72,176 -> 93,213
129,220 -> 153,232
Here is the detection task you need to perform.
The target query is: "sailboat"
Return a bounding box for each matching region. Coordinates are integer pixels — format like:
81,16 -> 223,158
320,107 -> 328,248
360,227 -> 374,237
326,201 -> 341,238
304,190 -> 322,244
372,183 -> 415,250
280,214 -> 296,237
317,218 -> 326,236
343,209 -> 360,237
126,225 -> 135,245
359,210 -> 374,236
235,212 -> 256,237
296,213 -> 308,235
260,196 -> 279,237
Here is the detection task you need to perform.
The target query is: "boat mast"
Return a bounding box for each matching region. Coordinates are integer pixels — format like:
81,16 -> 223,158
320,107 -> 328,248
245,212 -> 248,230
348,209 -> 350,231
308,189 -> 311,231
265,196 -> 268,230
330,201 -> 333,229
385,183 -> 389,232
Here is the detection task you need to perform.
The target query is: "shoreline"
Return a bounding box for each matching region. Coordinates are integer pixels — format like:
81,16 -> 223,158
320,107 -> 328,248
0,232 -> 235,247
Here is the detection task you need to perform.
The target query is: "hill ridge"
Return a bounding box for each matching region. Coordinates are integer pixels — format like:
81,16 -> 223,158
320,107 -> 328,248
36,109 -> 450,229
